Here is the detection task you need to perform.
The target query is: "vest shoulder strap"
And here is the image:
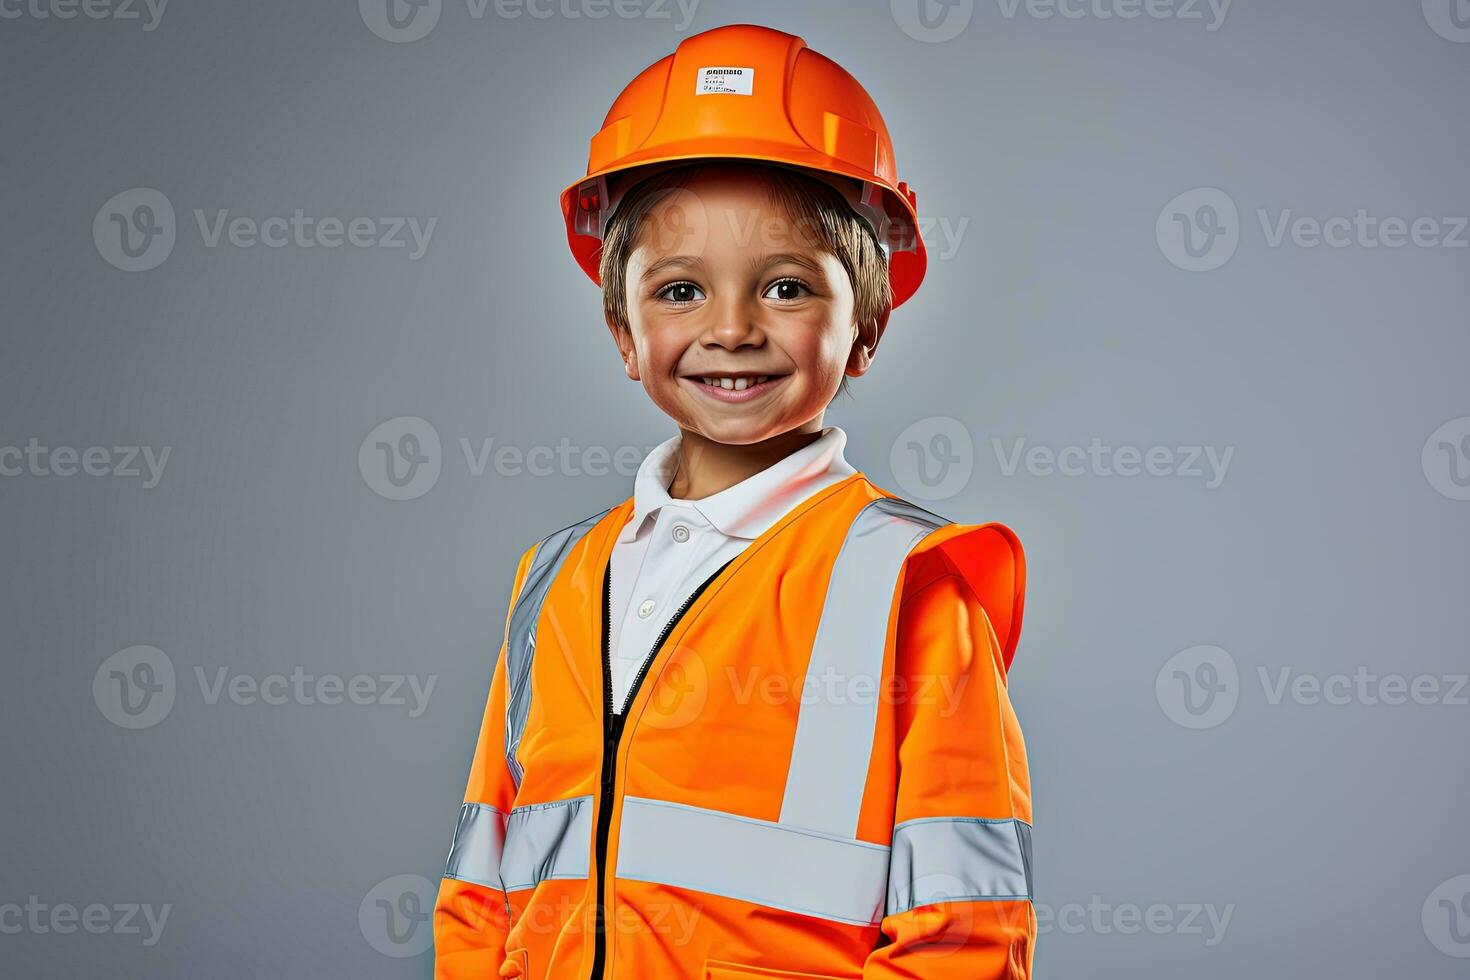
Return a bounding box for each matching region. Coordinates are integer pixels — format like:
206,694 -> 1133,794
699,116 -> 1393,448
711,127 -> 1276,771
503,506 -> 613,788
779,494 -> 952,838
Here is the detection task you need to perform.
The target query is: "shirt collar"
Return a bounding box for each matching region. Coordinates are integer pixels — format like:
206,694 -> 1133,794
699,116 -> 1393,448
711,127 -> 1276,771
619,425 -> 856,543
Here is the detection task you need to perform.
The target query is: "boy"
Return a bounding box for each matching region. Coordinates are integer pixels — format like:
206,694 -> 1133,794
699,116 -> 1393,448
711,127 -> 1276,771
434,23 -> 1035,980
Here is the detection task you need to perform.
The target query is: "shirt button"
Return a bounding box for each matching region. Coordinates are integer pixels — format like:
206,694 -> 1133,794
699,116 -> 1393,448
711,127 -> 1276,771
671,524 -> 690,543
637,599 -> 656,618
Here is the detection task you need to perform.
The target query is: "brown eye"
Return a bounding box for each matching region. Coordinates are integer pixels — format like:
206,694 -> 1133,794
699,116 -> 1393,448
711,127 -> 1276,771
657,281 -> 703,304
764,278 -> 808,302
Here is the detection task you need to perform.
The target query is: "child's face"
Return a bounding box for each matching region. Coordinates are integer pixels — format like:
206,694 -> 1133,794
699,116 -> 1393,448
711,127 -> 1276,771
609,167 -> 881,446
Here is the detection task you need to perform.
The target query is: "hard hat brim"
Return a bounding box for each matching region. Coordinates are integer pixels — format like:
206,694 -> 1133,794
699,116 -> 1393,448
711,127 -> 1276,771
560,146 -> 927,309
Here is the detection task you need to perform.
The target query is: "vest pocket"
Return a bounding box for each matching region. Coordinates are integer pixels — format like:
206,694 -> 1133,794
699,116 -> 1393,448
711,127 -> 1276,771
702,957 -> 853,980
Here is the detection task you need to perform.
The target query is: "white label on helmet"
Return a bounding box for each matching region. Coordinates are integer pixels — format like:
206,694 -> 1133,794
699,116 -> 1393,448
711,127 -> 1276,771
695,66 -> 754,96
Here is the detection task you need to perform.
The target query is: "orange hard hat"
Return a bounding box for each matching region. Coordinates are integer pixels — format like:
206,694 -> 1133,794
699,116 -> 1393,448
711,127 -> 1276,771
559,23 -> 928,309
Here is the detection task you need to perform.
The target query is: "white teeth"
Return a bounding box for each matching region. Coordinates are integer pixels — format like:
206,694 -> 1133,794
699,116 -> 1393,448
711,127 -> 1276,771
699,375 -> 771,390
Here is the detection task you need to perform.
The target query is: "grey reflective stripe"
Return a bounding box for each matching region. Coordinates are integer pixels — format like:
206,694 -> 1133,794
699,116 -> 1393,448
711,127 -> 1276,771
443,802 -> 507,889
499,794 -> 594,891
886,816 -> 1034,915
504,508 -> 610,788
780,496 -> 951,838
616,796 -> 890,926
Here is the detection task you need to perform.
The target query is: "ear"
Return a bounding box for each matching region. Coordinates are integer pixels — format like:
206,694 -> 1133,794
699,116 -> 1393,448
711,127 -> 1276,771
605,310 -> 641,382
845,305 -> 891,379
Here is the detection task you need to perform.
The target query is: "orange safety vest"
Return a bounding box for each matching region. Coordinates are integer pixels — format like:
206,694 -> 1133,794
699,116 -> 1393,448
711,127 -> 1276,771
434,473 -> 1035,979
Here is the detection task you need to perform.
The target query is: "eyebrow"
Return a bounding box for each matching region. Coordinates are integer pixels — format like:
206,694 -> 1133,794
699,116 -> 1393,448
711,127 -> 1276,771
638,255 -> 707,282
637,251 -> 828,283
753,252 -> 826,275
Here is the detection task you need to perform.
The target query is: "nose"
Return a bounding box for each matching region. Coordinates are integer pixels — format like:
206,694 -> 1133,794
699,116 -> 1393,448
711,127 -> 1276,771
700,290 -> 764,351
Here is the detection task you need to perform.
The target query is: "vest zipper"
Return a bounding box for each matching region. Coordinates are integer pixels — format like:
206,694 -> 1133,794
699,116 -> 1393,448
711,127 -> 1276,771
589,556 -> 734,980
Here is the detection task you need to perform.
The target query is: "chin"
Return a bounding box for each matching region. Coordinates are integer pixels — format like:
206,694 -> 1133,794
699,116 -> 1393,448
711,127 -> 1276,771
687,416 -> 785,446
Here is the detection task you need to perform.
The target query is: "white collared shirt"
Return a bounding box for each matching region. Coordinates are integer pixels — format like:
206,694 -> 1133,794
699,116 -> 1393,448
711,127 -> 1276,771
608,425 -> 857,713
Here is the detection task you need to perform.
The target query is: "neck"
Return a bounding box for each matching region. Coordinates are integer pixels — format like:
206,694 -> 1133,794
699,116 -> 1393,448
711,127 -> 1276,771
667,419 -> 826,500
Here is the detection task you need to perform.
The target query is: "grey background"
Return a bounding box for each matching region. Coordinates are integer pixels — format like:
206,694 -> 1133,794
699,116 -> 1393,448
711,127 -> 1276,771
3,0 -> 1468,977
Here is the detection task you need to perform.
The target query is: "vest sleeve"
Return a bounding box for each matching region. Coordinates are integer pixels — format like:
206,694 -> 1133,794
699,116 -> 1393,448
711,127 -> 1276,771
433,541 -> 537,979
863,529 -> 1035,979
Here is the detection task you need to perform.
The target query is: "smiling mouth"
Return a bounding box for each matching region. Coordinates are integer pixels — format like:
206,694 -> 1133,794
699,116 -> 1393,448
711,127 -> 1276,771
680,373 -> 789,402
686,374 -> 780,391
